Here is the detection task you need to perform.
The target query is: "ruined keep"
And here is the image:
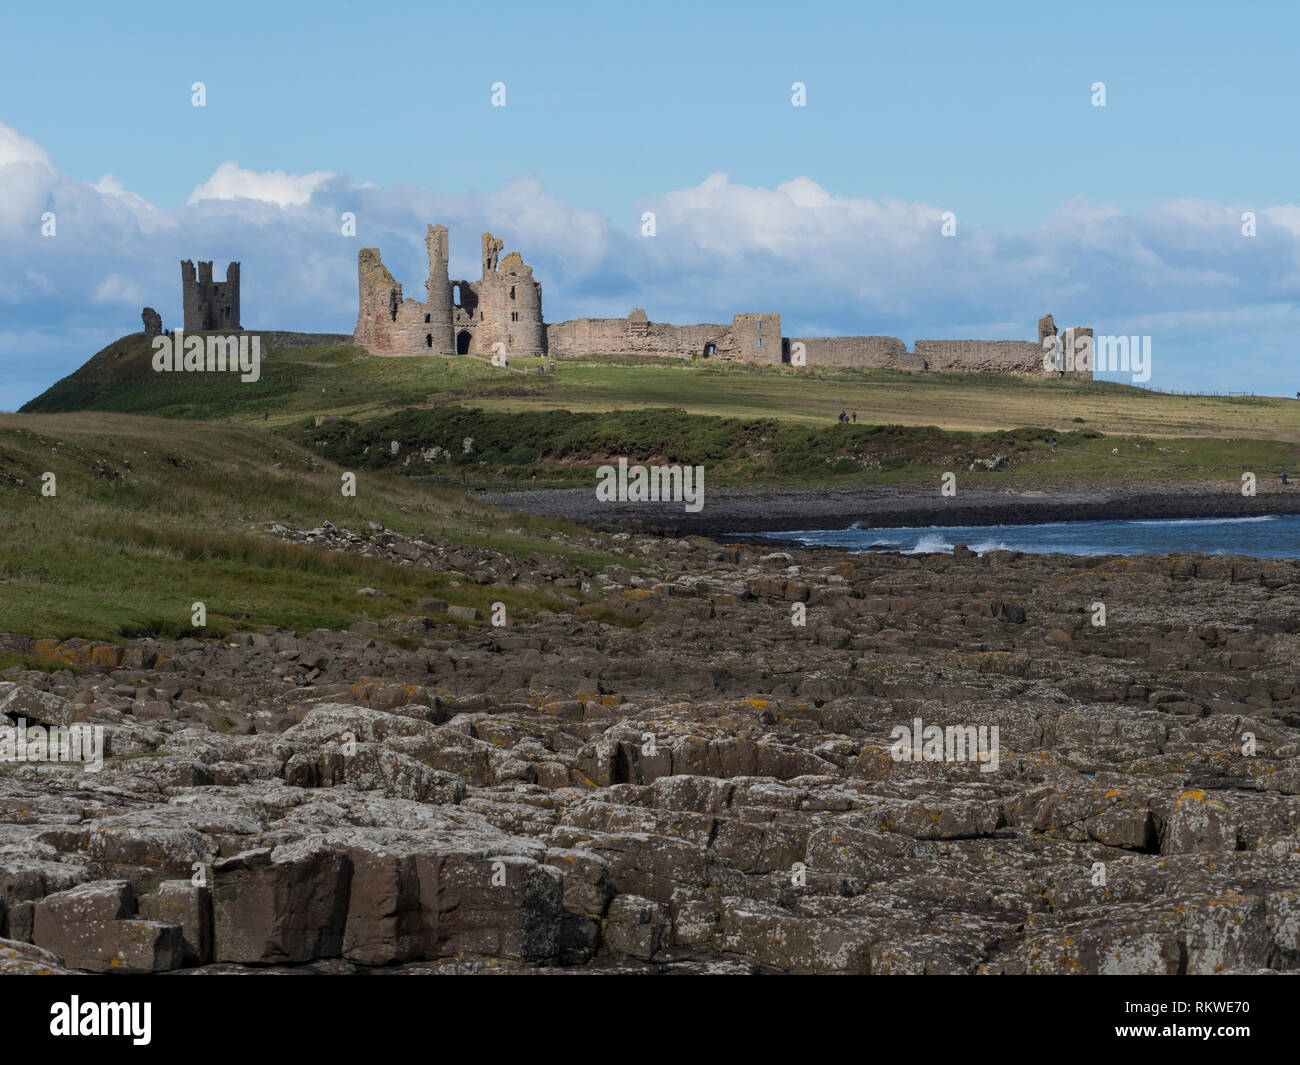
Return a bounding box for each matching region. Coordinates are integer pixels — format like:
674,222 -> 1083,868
354,223 -> 1091,377
141,307 -> 162,339
181,260 -> 241,332
354,226 -> 544,357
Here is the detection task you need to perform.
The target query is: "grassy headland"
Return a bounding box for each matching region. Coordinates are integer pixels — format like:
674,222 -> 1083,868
0,412 -> 628,642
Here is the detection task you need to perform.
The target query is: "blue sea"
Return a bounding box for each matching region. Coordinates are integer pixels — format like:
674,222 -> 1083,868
750,514 -> 1300,559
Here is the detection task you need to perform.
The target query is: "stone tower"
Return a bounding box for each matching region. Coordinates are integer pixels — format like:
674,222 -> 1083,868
1038,313 -> 1057,346
423,225 -> 455,356
464,233 -> 545,357
731,313 -> 782,364
181,260 -> 241,332
482,233 -> 503,276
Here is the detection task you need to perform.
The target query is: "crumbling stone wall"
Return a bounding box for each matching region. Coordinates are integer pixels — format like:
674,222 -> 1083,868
546,310 -> 732,359
141,307 -> 162,339
354,249 -> 404,353
546,305 -> 1090,377
546,311 -> 791,362
358,252 -> 441,354
181,261 -> 241,332
355,227 -> 542,357
1038,313 -> 1057,345
790,335 -> 919,368
351,229 -> 1090,378
912,340 -> 1049,374
1060,327 -> 1094,374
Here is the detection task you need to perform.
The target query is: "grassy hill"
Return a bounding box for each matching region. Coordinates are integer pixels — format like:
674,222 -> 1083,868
15,332 -> 1300,493
0,412 -> 627,642
6,334 -> 1299,642
22,332 -> 1300,443
291,405 -> 1298,490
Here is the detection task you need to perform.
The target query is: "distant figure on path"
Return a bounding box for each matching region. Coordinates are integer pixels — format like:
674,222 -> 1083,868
852,412 -> 857,423
1281,470 -> 1289,485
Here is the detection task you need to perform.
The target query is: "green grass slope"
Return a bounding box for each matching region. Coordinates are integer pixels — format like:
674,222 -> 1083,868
23,335 -> 1300,444
20,332 -> 528,422
18,335 -> 1300,493
0,412 -> 627,642
292,405 -> 1298,490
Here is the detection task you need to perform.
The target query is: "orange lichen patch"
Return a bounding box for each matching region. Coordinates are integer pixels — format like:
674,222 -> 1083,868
33,639 -> 124,667
1175,788 -> 1226,809
348,677 -> 430,709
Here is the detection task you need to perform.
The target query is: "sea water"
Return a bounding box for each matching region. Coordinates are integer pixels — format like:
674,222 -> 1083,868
750,514 -> 1300,559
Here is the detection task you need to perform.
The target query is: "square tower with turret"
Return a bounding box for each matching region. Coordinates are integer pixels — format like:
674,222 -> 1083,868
181,260 -> 241,332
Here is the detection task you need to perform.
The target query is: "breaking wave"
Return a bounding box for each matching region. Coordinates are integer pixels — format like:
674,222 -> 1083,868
745,514 -> 1300,559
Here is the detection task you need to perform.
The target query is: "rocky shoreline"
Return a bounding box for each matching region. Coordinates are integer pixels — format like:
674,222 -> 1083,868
2,518 -> 1298,974
473,481 -> 1300,537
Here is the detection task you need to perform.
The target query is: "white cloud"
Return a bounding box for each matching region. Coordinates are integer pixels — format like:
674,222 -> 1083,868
94,174 -> 155,213
187,160 -> 334,207
92,272 -> 146,305
0,123 -> 54,170
1263,204 -> 1300,237
3,119 -> 1300,404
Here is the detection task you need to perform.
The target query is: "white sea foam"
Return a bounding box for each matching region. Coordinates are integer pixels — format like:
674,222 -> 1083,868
1127,515 -> 1280,527
905,533 -> 954,554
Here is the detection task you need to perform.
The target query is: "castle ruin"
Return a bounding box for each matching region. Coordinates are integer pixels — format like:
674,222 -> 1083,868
181,260 -> 241,332
141,307 -> 162,339
354,224 -> 1092,376
355,226 -> 544,357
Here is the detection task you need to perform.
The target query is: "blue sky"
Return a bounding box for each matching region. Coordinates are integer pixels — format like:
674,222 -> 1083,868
2,0 -> 1299,407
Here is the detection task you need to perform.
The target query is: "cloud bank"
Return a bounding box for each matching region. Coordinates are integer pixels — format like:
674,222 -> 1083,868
2,118 -> 1297,409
